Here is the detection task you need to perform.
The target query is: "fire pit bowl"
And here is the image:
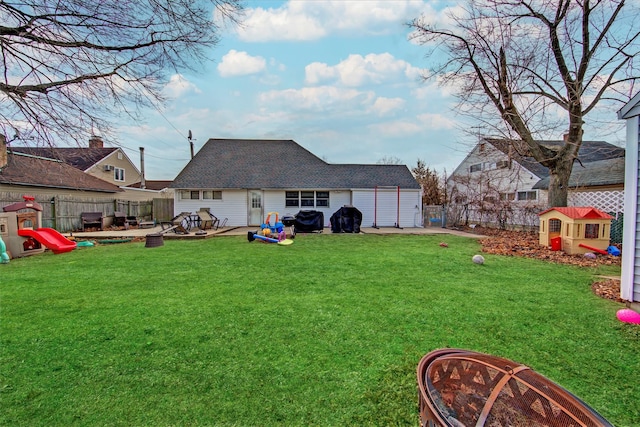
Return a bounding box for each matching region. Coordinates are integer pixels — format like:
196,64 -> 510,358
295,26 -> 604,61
417,349 -> 613,427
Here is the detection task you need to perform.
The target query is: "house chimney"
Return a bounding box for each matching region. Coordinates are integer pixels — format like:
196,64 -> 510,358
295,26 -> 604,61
0,134 -> 7,170
139,147 -> 146,189
89,135 -> 103,148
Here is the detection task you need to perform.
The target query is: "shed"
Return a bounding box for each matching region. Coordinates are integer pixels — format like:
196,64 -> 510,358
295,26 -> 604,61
538,207 -> 612,255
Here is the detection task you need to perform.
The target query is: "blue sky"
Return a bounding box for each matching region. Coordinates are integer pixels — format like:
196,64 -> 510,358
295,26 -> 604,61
114,0 -> 626,180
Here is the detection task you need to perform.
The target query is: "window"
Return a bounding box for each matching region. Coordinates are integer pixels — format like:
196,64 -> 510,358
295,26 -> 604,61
517,191 -> 537,201
469,163 -> 482,173
585,223 -> 600,239
286,191 -> 329,208
117,152 -> 123,160
496,160 -> 511,169
549,219 -> 561,233
483,196 -> 496,204
316,191 -> 329,207
301,191 -> 315,207
179,190 -> 200,200
203,190 -> 222,200
285,191 -> 299,207
114,167 -> 125,182
500,192 -> 515,201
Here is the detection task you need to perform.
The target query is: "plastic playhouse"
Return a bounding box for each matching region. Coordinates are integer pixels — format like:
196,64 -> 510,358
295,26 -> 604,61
538,207 -> 613,255
0,195 -> 76,259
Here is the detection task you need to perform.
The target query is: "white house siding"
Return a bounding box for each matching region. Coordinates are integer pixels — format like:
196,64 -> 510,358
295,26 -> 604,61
264,190 -> 352,228
174,190 -> 247,226
622,114 -> 640,302
352,188 -> 421,228
175,188 -> 420,228
447,143 -> 543,206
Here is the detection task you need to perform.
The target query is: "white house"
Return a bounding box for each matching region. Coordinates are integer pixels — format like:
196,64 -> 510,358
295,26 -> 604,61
618,92 -> 640,303
169,139 -> 422,228
447,137 -> 625,229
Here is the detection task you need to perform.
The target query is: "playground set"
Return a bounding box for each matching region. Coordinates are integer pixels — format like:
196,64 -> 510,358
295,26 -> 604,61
0,195 -> 76,261
247,212 -> 293,245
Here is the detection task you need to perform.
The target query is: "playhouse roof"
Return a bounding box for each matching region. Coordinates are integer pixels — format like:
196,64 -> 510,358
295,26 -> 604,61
538,207 -> 613,220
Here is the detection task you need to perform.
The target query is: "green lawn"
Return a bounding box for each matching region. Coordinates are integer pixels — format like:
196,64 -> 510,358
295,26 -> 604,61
1,234 -> 638,426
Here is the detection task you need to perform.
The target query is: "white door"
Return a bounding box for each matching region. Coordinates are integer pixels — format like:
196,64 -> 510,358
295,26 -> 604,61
248,190 -> 262,226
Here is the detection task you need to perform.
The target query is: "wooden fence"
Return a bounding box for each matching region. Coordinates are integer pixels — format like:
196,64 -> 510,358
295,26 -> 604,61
0,192 -> 173,232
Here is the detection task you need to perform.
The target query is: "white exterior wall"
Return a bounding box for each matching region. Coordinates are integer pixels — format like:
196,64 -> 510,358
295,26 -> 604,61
352,188 -> 421,228
264,190 -> 352,228
175,188 -> 420,228
447,143 -> 542,202
622,115 -> 640,302
174,190 -> 248,226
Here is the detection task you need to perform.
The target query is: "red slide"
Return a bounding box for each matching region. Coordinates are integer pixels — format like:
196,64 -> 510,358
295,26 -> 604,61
18,228 -> 77,254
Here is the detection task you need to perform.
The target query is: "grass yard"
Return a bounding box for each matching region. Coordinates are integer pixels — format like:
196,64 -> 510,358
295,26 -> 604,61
1,233 -> 638,426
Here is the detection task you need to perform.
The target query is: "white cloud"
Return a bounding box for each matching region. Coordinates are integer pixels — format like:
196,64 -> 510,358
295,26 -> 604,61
237,1 -> 427,42
258,86 -> 375,112
370,97 -> 405,116
306,53 -> 421,87
163,74 -> 201,98
236,3 -> 326,42
217,50 -> 267,77
416,113 -> 456,129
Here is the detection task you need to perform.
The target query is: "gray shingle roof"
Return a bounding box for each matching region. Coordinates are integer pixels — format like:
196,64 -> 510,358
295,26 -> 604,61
170,139 -> 420,190
10,147 -> 118,171
486,138 -> 625,179
0,152 -> 122,192
533,157 -> 625,189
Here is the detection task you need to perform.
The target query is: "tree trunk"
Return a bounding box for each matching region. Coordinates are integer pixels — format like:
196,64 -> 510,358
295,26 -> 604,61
547,160 -> 573,207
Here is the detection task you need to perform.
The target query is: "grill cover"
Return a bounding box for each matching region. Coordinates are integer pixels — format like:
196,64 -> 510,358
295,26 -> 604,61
330,206 -> 362,233
417,349 -> 613,427
294,210 -> 324,233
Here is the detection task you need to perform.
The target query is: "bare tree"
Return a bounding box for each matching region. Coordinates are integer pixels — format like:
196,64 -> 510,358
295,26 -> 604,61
0,0 -> 243,146
377,155 -> 404,165
409,0 -> 639,207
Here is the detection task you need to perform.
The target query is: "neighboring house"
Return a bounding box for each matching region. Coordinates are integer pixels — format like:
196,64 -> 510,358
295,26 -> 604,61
618,91 -> 640,303
170,139 -> 422,228
0,139 -> 122,196
11,135 -> 141,187
447,137 -> 625,228
127,180 -> 175,199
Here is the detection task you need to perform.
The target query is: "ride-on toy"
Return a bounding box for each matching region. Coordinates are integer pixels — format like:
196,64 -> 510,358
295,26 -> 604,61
247,212 -> 293,245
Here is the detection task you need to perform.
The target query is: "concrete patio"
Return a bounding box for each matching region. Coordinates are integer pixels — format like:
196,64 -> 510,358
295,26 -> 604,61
70,225 -> 486,240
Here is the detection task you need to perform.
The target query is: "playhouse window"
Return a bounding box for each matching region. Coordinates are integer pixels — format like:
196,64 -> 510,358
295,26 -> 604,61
585,223 -> 599,239
549,219 -> 561,233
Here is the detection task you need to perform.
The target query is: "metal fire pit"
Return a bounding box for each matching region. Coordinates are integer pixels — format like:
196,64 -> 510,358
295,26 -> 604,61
145,233 -> 164,248
417,349 -> 613,427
